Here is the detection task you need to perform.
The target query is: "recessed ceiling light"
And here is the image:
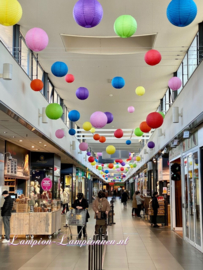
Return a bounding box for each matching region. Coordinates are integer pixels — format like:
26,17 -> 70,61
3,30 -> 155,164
109,94 -> 113,97
39,142 -> 42,144
19,140 -> 22,142
12,136 -> 15,138
32,146 -> 34,148
3,132 -> 7,134
44,145 -> 47,147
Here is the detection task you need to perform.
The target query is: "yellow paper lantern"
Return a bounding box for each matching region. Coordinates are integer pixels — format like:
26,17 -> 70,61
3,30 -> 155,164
136,156 -> 141,162
130,164 -> 133,168
91,161 -> 96,166
135,86 -> 145,96
100,171 -> 103,175
90,127 -> 96,133
106,145 -> 116,155
83,121 -> 92,131
0,0 -> 23,26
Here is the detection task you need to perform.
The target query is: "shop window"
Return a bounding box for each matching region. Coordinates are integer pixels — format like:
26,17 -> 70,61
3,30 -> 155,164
188,36 -> 198,78
177,64 -> 183,94
182,54 -> 188,86
21,38 -> 31,77
0,25 -> 13,53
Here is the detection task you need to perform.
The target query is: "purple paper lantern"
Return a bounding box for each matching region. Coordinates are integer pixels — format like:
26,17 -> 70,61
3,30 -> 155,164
121,162 -> 125,166
55,129 -> 65,139
87,152 -> 91,156
73,0 -> 103,28
148,141 -> 155,149
168,77 -> 182,91
76,87 -> 89,100
104,112 -> 114,124
90,111 -> 107,128
79,142 -> 88,151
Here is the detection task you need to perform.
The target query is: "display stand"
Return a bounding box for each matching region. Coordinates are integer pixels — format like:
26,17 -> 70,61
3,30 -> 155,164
108,199 -> 116,226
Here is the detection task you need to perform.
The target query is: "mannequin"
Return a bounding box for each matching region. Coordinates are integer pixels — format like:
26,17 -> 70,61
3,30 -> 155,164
34,181 -> 40,194
62,187 -> 69,214
31,181 -> 35,193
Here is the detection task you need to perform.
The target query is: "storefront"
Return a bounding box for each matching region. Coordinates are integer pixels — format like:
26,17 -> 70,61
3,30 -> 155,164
85,172 -> 93,203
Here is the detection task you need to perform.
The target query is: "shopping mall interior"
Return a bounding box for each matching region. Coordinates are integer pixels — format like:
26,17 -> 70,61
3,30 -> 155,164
0,0 -> 203,269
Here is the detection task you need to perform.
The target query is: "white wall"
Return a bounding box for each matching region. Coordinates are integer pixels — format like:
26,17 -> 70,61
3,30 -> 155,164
126,60 -> 203,179
0,43 -> 101,179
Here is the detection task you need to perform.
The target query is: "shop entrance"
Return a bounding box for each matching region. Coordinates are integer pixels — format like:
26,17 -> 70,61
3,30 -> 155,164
182,150 -> 202,251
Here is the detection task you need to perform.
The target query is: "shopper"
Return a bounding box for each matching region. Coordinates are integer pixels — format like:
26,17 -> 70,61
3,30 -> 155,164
132,191 -> 137,216
62,188 -> 69,214
121,190 -> 128,207
93,190 -> 110,234
1,190 -> 13,243
72,193 -> 89,239
136,191 -> 145,217
152,192 -> 159,228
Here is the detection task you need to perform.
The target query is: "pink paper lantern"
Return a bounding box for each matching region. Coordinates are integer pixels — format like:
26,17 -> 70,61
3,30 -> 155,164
55,129 -> 65,139
79,142 -> 88,151
128,106 -> 135,113
25,28 -> 49,52
90,111 -> 107,128
168,77 -> 182,91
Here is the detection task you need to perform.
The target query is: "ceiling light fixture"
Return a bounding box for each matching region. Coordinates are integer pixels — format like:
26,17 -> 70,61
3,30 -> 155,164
3,131 -> 7,134
19,140 -> 22,142
39,142 -> 42,143
109,94 -> 113,97
32,146 -> 34,148
44,145 -> 47,147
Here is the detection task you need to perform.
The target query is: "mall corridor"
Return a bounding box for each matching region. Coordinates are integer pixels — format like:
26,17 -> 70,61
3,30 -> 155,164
0,198 -> 203,270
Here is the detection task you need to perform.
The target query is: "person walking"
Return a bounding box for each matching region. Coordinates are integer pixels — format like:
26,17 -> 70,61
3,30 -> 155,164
62,188 -> 69,214
136,191 -> 145,217
152,192 -> 159,228
132,191 -> 137,216
1,190 -> 13,243
121,190 -> 128,207
72,193 -> 89,239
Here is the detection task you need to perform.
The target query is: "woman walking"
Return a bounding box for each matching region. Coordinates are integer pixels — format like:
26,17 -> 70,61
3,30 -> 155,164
136,191 -> 145,217
132,191 -> 137,216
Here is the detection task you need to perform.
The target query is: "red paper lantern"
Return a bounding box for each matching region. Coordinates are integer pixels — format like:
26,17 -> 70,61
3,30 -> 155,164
99,136 -> 106,143
114,129 -> 123,138
109,182 -> 115,186
65,74 -> 75,83
145,50 -> 161,66
128,157 -> 132,160
120,167 -> 124,171
146,112 -> 163,129
102,164 -> 104,167
108,164 -> 114,169
115,159 -> 120,163
93,134 -> 100,141
140,121 -> 151,133
103,175 -> 105,178
119,160 -> 123,164
30,79 -> 44,91
96,165 -> 99,169
88,156 -> 94,163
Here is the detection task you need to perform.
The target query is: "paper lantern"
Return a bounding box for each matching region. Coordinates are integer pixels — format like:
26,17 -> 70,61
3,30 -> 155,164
130,164 -> 133,168
114,15 -> 137,38
109,182 -> 115,186
145,50 -> 161,66
90,127 -> 96,133
121,162 -> 126,166
55,129 -> 65,139
69,129 -> 76,136
134,128 -> 143,137
88,156 -> 94,163
73,0 -> 103,28
104,112 -> 114,124
45,103 -> 63,120
96,165 -> 99,169
65,74 -> 74,83
68,110 -> 80,122
167,0 -> 197,27
79,142 -> 88,151
51,62 -> 68,77
90,111 -> 107,128
135,86 -> 145,96
99,136 -> 106,143
98,166 -> 102,170
126,140 -> 131,145
148,141 -> 155,149
87,152 -> 91,156
159,112 -> 165,119
25,28 -> 49,52
93,134 -> 100,141
83,122 -> 92,131
108,164 -> 114,169
91,161 -> 96,166
30,79 -> 43,92
120,167 -> 124,171
0,0 -> 22,26
168,77 -> 182,91
114,129 -> 123,139
136,156 -> 141,162
112,77 -> 125,89
133,164 -> 137,168
76,87 -> 89,100
101,164 -> 104,166
140,121 -> 151,133
128,106 -> 135,113
146,112 -> 163,129
106,145 -> 116,155
105,170 -> 109,174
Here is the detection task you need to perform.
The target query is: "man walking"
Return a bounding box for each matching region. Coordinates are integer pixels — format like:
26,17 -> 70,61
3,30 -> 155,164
1,190 -> 13,243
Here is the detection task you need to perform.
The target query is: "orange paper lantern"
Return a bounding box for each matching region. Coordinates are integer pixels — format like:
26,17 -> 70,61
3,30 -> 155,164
93,134 -> 100,141
108,164 -> 114,169
99,136 -> 106,143
30,79 -> 44,91
140,121 -> 151,133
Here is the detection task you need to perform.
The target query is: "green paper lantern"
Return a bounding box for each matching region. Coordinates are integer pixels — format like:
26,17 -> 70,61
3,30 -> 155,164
45,103 -> 63,120
134,127 -> 143,137
116,165 -> 119,168
98,166 -> 102,170
114,15 -> 137,38
159,112 -> 165,119
133,164 -> 137,168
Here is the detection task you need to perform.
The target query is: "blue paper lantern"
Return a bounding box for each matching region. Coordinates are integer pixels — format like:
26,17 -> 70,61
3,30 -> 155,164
112,77 -> 125,89
69,129 -> 76,136
68,110 -> 80,122
126,140 -> 131,145
51,62 -> 68,77
105,170 -> 109,174
167,0 -> 197,27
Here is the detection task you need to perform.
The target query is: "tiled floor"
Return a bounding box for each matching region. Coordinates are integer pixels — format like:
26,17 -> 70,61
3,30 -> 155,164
1,198 -> 203,270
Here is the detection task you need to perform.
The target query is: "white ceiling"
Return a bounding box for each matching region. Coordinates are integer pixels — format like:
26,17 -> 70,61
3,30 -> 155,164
17,0 -> 203,154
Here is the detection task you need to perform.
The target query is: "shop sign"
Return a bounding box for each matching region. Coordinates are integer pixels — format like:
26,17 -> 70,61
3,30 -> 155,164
163,187 -> 167,194
41,178 -> 52,191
